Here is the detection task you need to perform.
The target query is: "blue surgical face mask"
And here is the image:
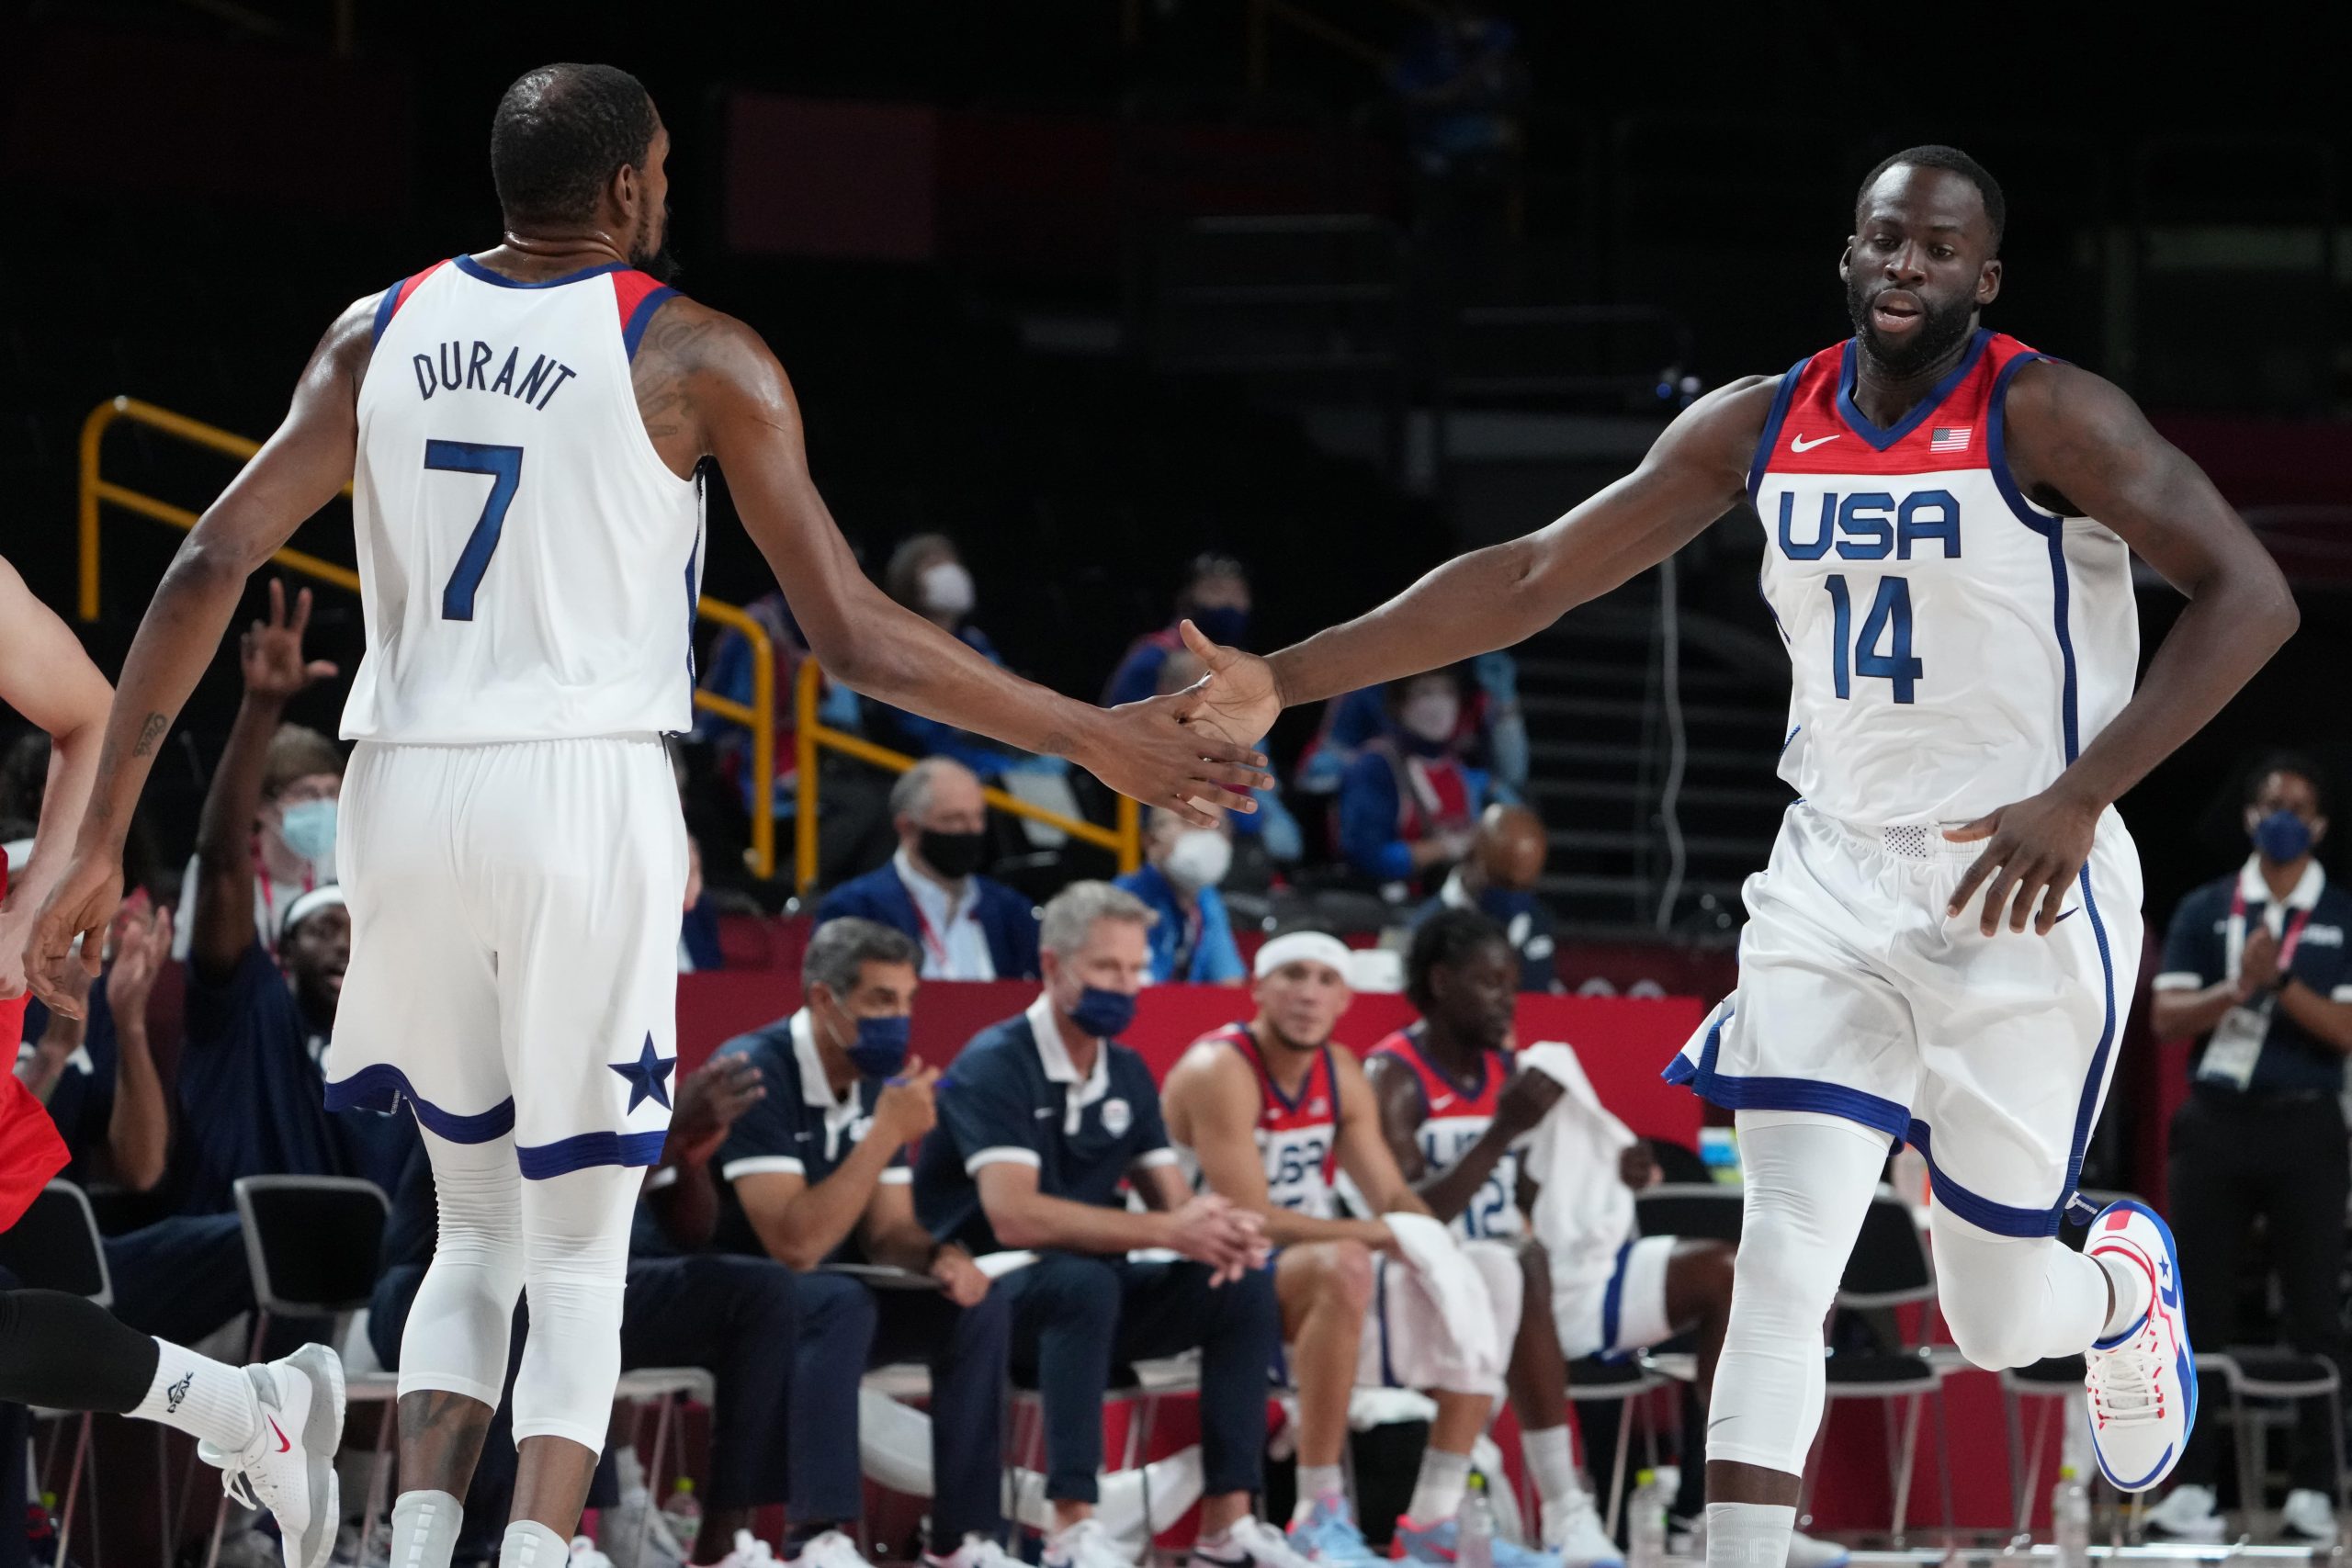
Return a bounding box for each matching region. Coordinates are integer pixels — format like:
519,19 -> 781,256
2254,807 -> 2314,865
277,799 -> 339,868
845,1013 -> 912,1078
1066,985 -> 1137,1040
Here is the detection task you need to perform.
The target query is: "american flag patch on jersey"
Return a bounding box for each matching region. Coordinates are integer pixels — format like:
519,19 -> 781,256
1929,425 -> 1973,452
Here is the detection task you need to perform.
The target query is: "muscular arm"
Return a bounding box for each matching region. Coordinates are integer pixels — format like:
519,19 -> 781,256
973,1160 -> 1175,1254
735,1134 -> 904,1271
188,691 -> 279,981
0,558 -> 112,980
105,966 -> 170,1194
1164,1043 -> 1392,1248
1330,1046 -> 1428,1218
1261,379 -> 1771,707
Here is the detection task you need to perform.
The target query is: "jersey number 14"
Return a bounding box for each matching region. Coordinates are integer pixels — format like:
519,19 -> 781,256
424,440 -> 524,621
1824,574 -> 1921,705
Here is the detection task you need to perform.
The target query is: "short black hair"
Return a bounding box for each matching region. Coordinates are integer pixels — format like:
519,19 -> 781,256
1855,144 -> 2006,251
1405,908 -> 1510,1013
2244,748 -> 2332,816
492,64 -> 658,227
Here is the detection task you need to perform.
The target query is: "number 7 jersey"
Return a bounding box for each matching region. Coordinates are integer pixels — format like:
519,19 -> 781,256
1754,329 -> 2137,826
342,256 -> 706,744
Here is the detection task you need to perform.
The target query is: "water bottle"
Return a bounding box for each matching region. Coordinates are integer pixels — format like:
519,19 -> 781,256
659,1478 -> 702,1552
2052,1465 -> 2090,1568
1627,1469 -> 1668,1568
1454,1472 -> 1497,1568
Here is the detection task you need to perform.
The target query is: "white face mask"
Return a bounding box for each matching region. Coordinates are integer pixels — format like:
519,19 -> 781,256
921,561 -> 976,618
1163,829 -> 1233,894
1400,691 -> 1461,745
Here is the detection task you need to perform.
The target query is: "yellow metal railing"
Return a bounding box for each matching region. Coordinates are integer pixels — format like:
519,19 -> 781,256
794,659 -> 1140,897
76,395 -> 778,879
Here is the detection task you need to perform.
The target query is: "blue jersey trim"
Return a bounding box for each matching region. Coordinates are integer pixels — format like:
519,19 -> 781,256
1834,329 -> 1991,451
1599,1237 -> 1635,1354
516,1128 -> 671,1179
622,285 -> 679,362
682,532 -> 701,687
323,1065 -> 516,1145
1986,353 -> 2084,765
452,254 -> 630,289
368,282 -> 402,346
1745,356 -> 1810,508
1905,1123 -> 2063,1237
1662,1006 -> 1914,1143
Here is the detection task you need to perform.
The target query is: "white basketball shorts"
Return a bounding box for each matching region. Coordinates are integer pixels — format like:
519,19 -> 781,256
322,735 -> 689,1178
1668,802 -> 2143,1237
1356,1239 -> 1523,1397
1551,1234 -> 1676,1361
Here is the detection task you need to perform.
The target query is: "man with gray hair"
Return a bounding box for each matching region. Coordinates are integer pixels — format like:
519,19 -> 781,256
816,757 -> 1040,980
915,884 -> 1301,1568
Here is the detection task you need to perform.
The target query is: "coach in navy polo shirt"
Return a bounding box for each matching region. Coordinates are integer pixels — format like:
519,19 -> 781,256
915,882 -> 1293,1568
685,917 -> 1012,1568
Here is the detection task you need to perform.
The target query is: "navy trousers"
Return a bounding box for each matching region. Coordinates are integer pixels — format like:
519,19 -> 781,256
104,1213 -> 254,1343
789,1272 -> 1012,1549
1003,1254 -> 1276,1506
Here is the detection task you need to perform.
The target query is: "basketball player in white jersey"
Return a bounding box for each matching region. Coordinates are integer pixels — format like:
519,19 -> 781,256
27,62 -> 1270,1568
1172,145 -> 2298,1568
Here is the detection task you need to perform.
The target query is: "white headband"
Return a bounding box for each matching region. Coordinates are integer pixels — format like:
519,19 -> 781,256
1254,931 -> 1353,981
280,885 -> 347,941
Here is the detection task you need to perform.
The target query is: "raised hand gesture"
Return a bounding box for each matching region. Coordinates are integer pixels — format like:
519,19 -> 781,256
241,579 -> 339,705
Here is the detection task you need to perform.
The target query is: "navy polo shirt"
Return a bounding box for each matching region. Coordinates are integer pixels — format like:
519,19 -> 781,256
21,981 -> 119,1190
2155,860 -> 2352,1096
707,1010 -> 908,1264
914,993 -> 1176,1257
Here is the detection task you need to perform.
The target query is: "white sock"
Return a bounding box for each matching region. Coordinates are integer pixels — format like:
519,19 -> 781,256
2096,1252 -> 2151,1340
1407,1450 -> 1473,1525
130,1339 -> 258,1451
501,1519 -> 571,1568
391,1491 -> 465,1568
1704,1503 -> 1794,1568
1521,1425 -> 1581,1507
1293,1463 -> 1347,1522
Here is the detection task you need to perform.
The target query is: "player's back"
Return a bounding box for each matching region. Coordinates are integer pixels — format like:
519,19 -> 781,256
344,255 -> 704,744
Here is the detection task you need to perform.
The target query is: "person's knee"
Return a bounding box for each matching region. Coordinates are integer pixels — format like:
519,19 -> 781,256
1021,1253 -> 1123,1342
796,1270 -> 879,1353
1939,1266 -> 2051,1371
1679,1241 -> 1736,1314
1288,1240 -> 1376,1316
1731,1212 -> 1842,1335
710,1256 -> 801,1338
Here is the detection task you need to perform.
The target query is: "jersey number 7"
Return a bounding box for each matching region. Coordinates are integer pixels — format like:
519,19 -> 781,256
424,440 -> 524,621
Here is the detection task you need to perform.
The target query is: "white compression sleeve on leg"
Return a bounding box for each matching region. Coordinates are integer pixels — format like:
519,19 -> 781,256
1706,1111 -> 1889,1477
1928,1201 -> 2111,1370
399,1131 -> 525,1406
509,1161 -> 643,1450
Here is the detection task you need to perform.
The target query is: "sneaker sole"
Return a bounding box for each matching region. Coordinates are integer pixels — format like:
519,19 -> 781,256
287,1345 -> 346,1568
2086,1201 -> 2196,1495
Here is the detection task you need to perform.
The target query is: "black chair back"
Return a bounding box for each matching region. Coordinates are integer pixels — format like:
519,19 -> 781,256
0,1182 -> 109,1304
232,1177 -> 389,1316
1635,1182 -> 1743,1245
1838,1190 -> 1934,1306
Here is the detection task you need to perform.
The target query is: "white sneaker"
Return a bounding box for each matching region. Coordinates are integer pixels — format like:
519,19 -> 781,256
198,1344 -> 346,1568
2280,1488 -> 2336,1542
1540,1493 -> 1623,1568
1045,1517 -> 1138,1568
571,1538 -> 618,1568
603,1491 -> 690,1568
1194,1517 -> 1315,1568
717,1531 -> 784,1568
1671,1513 -> 1848,1568
786,1531 -> 874,1568
923,1535 -> 1023,1568
2142,1483 -> 2225,1542
2083,1199 -> 2194,1493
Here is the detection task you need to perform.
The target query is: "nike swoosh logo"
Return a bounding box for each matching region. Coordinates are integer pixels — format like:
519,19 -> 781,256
1790,433 -> 1841,452
270,1419 -> 290,1455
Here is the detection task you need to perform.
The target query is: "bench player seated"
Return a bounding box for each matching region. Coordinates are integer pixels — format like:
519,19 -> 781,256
1162,931 -> 1539,1568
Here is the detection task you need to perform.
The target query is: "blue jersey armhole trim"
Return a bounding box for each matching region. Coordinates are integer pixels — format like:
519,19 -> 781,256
368,283 -> 402,347
1984,352 -> 2066,536
1745,357 -> 1810,508
1835,328 -> 1991,450
451,254 -> 629,289
623,286 -> 679,363
323,1064 -> 515,1145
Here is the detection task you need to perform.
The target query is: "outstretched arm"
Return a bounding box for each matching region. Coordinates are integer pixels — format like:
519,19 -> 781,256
28,299 -> 375,1010
638,299 -> 1268,823
0,557 -> 114,998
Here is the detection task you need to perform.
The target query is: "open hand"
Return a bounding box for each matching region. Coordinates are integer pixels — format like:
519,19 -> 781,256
25,852 -> 121,1018
102,899 -> 172,1024
1943,784 -> 2101,937
1079,694 -> 1270,829
1171,619 -> 1283,756
666,1052 -> 768,1168
242,580 -> 339,704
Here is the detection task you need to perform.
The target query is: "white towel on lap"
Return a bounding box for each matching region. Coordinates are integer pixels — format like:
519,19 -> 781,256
1382,1210 -> 1506,1387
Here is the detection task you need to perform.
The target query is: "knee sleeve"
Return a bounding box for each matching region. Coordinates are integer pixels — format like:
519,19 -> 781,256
399,1133 -> 525,1407
1707,1111 -> 1888,1476
510,1163 -> 643,1450
1928,1203 -> 2107,1371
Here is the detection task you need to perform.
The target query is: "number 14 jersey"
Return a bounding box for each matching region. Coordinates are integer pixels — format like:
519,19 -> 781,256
1754,329 -> 2137,827
344,256 -> 706,744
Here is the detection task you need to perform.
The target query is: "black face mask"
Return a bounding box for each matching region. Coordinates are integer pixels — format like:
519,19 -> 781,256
918,828 -> 988,880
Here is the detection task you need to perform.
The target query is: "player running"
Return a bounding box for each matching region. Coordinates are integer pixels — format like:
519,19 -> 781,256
26,62 -> 1267,1568
1175,145 -> 2296,1568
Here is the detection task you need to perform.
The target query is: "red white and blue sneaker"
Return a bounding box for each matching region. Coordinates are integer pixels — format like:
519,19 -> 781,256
1389,1517 -> 1563,1568
2083,1198 -> 2195,1493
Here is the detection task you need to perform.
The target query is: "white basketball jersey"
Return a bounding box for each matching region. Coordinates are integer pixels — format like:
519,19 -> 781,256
1754,330 -> 2138,826
342,256 -> 706,745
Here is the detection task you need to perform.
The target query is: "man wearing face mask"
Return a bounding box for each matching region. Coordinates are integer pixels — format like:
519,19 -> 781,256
1104,555 -> 1253,709
916,883 -> 1297,1568
1337,671 -> 1489,899
1115,808 -> 1246,986
817,758 -> 1042,981
2143,751 -> 2352,1545
675,917 -> 1014,1568
1419,804 -> 1559,993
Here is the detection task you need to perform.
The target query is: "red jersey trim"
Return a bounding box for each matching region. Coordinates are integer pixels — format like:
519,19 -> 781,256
369,260 -> 452,346
1756,330 -> 2046,485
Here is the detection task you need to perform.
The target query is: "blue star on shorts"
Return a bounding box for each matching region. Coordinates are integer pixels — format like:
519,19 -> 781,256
610,1033 -> 676,1112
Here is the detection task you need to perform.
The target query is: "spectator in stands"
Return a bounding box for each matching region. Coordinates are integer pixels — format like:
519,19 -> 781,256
914,882 -> 1291,1568
657,918 -> 1012,1568
2143,750 -> 2352,1546
371,1052 -> 792,1568
1418,803 -> 1558,992
1336,671 -> 1489,899
1296,654 -> 1525,803
1103,554 -> 1252,709
1115,808 -> 1246,986
816,758 -> 1041,980
176,582 -> 409,1209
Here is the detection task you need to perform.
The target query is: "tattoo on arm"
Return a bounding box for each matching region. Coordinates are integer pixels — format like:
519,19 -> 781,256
130,715 -> 166,759
631,305 -> 721,445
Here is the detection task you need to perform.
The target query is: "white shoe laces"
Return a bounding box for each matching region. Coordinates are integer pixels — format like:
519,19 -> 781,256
2087,1336 -> 2166,1428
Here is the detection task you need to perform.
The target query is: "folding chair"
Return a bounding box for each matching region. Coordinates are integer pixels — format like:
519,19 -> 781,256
1633,1183 -> 1744,1248
0,1182 -> 116,1568
1008,1351 -> 1200,1549
1565,1355 -> 1668,1540
2216,1348 -> 2347,1538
